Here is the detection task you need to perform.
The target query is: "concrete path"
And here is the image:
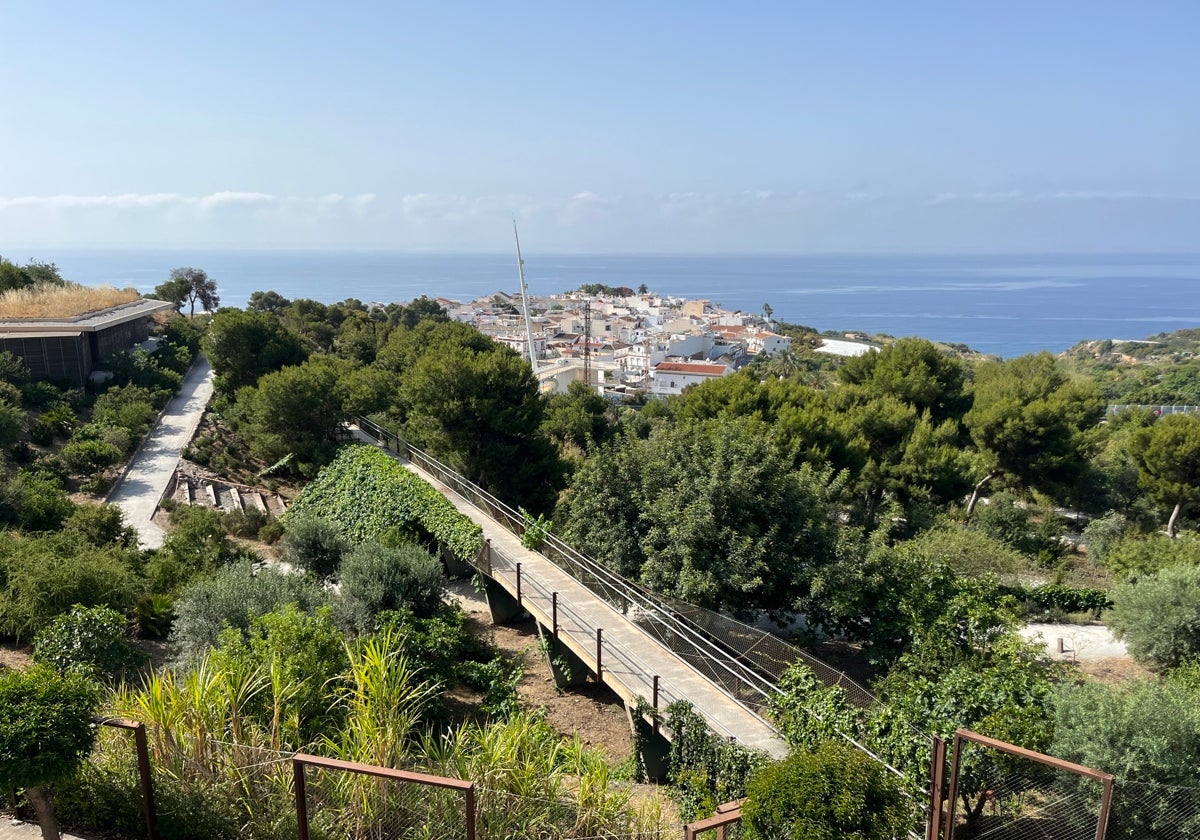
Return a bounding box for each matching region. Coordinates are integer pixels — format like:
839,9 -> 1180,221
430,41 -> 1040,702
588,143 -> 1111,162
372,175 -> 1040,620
107,358 -> 214,549
1,818 -> 87,840
1020,623 -> 1129,661
349,427 -> 789,759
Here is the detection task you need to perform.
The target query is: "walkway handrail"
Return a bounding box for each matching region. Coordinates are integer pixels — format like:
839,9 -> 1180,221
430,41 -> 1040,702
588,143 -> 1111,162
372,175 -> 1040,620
353,416 -> 934,800
354,417 -> 781,718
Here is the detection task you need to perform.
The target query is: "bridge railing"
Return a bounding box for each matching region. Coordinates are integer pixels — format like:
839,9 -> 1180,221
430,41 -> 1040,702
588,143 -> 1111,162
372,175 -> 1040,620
354,416 -> 779,724
485,537 -> 738,741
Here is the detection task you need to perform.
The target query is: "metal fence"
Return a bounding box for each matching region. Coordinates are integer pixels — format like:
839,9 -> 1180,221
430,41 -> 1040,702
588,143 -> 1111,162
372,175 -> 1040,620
294,753 -> 475,840
353,416 -> 873,720
683,799 -> 745,840
945,729 -> 1114,840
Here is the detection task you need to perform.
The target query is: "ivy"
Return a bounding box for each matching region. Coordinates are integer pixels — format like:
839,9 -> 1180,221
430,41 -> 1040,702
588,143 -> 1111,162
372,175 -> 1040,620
663,700 -> 770,821
286,444 -> 483,561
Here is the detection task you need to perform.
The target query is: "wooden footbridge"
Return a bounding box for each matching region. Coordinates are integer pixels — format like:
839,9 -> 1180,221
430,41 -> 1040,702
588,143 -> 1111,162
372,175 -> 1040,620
351,418 -> 792,762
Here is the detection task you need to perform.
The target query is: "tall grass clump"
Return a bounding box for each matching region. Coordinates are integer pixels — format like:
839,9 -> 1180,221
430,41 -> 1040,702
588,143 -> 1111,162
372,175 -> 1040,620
0,282 -> 140,319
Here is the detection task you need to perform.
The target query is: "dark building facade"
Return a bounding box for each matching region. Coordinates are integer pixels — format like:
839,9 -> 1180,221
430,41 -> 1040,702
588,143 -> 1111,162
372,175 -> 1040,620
0,299 -> 173,385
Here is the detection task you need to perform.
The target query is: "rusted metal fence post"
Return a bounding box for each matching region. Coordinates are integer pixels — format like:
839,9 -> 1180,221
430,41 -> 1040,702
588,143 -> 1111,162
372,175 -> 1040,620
927,735 -> 947,840
294,758 -> 310,840
98,718 -> 157,839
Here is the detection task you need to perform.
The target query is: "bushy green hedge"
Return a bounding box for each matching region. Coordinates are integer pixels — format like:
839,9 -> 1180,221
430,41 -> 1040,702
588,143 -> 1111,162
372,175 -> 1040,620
286,444 -> 483,561
999,583 -> 1113,619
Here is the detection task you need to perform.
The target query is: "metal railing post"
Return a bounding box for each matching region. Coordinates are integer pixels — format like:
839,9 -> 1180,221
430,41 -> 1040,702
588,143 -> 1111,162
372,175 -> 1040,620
596,628 -> 603,679
132,722 -> 158,840
516,562 -> 522,604
928,736 -> 947,840
652,675 -> 660,735
551,592 -> 558,641
294,758 -> 310,840
465,783 -> 477,840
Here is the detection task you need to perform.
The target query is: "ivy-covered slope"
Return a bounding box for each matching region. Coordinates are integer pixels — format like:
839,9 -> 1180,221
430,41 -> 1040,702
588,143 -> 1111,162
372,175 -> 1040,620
286,444 -> 483,561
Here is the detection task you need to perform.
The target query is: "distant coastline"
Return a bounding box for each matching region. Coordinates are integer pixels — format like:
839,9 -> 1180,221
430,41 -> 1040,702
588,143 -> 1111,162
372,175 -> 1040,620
23,249 -> 1200,358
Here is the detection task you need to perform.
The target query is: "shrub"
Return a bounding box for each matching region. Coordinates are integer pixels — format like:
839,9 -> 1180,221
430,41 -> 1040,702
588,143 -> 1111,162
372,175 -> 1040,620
169,561 -> 328,665
998,583 -> 1113,620
1103,531 -> 1200,581
60,438 -> 123,474
32,605 -> 143,681
0,665 -> 100,836
134,593 -> 175,639
279,514 -> 348,579
1052,679 -> 1200,837
0,533 -> 142,640
339,541 -> 446,620
208,604 -> 349,741
1108,563 -> 1200,671
0,400 -> 22,448
62,504 -> 136,549
12,471 -> 76,531
221,506 -> 270,540
257,518 -> 284,544
1081,511 -> 1131,565
19,380 -> 60,409
152,505 -> 242,590
742,742 -> 911,840
38,402 -> 77,436
92,383 -> 161,431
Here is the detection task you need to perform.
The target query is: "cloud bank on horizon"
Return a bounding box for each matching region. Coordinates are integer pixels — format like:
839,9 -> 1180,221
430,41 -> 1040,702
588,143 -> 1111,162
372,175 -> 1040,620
3,189 -> 1198,253
1,3 -> 1195,254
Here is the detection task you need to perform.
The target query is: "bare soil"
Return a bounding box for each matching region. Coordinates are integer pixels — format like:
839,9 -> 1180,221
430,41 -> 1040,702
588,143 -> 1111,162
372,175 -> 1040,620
0,641 -> 32,671
447,581 -> 634,765
1073,656 -> 1153,686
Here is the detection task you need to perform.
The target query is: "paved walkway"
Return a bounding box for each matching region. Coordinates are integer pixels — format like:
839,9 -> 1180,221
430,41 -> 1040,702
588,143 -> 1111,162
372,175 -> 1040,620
1,818 -> 87,839
350,428 -> 789,758
1020,623 -> 1129,661
107,358 -> 214,549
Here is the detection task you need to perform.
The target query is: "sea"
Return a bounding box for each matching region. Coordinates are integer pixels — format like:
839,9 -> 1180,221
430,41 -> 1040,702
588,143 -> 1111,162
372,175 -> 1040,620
17,250 -> 1200,359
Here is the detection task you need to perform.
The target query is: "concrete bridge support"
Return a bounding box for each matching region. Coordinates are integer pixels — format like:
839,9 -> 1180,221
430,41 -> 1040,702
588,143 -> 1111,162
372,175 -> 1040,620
483,577 -> 525,624
537,627 -> 590,688
441,544 -> 473,579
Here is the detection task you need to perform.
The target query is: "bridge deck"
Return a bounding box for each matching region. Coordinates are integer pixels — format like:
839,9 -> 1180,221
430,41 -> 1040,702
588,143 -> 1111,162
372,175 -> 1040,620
350,429 -> 788,759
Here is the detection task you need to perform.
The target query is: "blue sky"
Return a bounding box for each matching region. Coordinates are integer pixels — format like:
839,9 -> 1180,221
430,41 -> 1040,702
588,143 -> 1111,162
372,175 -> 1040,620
1,1 -> 1197,252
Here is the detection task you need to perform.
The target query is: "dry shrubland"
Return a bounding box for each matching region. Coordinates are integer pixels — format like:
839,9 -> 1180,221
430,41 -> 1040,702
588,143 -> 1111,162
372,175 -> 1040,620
0,282 -> 141,319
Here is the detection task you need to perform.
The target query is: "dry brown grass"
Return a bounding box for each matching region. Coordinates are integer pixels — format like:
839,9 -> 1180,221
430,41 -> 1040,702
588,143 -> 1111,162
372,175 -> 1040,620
0,282 -> 141,319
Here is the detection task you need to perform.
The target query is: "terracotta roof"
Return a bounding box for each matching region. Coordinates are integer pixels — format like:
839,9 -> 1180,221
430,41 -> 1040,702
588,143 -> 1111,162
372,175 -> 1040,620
654,362 -> 730,375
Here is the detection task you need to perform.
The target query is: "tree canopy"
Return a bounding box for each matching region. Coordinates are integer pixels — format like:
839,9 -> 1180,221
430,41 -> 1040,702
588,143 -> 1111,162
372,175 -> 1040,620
1130,413 -> 1200,537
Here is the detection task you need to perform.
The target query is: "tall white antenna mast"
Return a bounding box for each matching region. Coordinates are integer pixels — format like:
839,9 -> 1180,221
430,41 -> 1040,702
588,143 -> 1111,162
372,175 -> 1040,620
513,220 -> 539,374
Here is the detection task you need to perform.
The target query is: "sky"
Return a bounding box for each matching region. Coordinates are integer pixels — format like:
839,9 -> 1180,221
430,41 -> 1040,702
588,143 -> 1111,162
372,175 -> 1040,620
1,1 -> 1197,253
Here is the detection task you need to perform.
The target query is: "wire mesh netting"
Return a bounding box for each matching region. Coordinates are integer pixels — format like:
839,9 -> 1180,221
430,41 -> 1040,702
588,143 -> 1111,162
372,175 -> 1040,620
1104,780 -> 1200,840
302,764 -> 472,840
473,786 -> 677,840
948,738 -> 1107,840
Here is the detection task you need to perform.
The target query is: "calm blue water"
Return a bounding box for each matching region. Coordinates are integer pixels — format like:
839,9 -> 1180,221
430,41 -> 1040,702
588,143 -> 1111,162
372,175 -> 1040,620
19,250 -> 1200,358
